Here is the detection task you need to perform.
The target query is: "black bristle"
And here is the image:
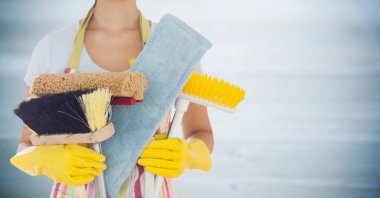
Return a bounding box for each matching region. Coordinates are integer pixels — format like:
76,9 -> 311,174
14,90 -> 94,135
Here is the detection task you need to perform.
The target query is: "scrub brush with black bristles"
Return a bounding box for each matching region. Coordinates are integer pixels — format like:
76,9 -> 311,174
14,88 -> 113,198
14,90 -> 93,135
147,72 -> 246,198
13,88 -> 115,145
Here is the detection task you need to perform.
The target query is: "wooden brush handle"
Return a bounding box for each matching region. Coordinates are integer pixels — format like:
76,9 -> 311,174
29,123 -> 115,145
31,72 -> 147,100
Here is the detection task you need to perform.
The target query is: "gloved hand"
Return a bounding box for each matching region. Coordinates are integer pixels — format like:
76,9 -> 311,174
10,144 -> 106,186
137,133 -> 212,178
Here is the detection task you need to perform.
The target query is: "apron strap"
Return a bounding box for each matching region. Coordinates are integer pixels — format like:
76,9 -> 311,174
140,12 -> 151,45
67,5 -> 152,71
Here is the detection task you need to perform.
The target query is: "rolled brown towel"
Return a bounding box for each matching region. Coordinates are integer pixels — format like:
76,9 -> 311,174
31,72 -> 148,100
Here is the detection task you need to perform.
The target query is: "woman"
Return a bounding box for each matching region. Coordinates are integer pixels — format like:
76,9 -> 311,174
10,0 -> 214,197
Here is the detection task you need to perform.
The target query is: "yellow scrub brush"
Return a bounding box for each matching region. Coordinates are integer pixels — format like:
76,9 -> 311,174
149,72 -> 245,198
181,72 -> 245,112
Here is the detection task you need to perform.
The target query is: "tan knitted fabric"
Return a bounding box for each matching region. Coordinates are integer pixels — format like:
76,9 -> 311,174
31,72 -> 148,100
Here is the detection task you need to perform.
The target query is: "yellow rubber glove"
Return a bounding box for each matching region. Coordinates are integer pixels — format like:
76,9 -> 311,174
137,134 -> 212,178
10,144 -> 106,186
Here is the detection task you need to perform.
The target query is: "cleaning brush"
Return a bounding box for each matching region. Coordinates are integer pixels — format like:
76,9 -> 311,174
14,88 -> 114,198
14,89 -> 115,145
31,72 -> 147,105
181,72 -> 245,112
149,72 -> 245,198
14,90 -> 92,135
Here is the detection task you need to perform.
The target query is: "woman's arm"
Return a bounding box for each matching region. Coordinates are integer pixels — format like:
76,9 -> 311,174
16,86 -> 34,153
182,102 -> 214,152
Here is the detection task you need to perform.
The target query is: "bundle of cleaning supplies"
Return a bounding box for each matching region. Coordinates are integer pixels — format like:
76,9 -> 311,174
12,72 -> 149,198
14,70 -> 149,145
14,89 -> 114,145
12,12 -> 212,197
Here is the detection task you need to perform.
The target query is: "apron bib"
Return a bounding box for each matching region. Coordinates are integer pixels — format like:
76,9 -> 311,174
65,4 -> 151,73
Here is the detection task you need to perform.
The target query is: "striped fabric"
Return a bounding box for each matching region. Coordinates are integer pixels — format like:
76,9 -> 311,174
50,107 -> 176,198
117,165 -> 176,198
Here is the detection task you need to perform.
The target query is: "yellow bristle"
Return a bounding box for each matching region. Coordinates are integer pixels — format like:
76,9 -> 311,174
129,58 -> 135,66
77,88 -> 112,131
182,73 -> 245,110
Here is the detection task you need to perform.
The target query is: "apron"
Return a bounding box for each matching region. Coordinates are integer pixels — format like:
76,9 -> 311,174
49,5 -> 175,198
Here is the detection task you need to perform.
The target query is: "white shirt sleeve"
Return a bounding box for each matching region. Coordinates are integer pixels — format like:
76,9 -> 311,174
24,34 -> 50,87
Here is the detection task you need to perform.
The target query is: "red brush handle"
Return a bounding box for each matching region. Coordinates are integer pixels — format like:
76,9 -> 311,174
111,97 -> 144,105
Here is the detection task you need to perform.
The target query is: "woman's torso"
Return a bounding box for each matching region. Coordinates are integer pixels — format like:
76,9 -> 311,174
28,20 -> 202,198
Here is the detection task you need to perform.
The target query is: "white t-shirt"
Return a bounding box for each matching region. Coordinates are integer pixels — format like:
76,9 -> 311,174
24,22 -> 203,87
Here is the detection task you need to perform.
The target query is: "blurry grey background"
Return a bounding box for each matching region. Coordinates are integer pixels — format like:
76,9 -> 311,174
1,0 -> 380,197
